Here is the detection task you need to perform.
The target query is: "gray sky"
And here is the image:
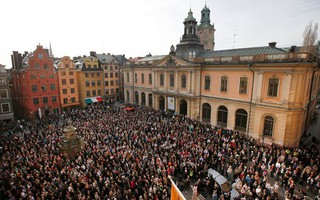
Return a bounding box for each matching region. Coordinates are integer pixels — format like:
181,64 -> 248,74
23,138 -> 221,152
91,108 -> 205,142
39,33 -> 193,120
1,0 -> 319,68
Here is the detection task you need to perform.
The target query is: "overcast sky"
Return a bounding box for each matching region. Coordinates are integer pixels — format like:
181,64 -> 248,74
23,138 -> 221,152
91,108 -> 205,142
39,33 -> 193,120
1,0 -> 319,68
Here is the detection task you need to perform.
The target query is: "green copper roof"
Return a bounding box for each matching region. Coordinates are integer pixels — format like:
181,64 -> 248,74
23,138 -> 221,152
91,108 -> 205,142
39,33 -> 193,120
184,9 -> 196,22
202,4 -> 210,12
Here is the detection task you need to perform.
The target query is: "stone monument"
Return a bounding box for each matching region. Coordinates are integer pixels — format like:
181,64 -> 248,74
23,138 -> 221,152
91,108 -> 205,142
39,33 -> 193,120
58,124 -> 83,159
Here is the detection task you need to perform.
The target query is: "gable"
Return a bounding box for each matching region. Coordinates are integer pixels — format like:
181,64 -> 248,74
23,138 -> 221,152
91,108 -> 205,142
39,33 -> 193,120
153,55 -> 197,67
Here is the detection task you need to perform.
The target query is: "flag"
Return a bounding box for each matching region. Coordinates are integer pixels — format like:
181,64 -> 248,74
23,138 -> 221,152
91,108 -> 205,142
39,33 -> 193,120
170,178 -> 186,200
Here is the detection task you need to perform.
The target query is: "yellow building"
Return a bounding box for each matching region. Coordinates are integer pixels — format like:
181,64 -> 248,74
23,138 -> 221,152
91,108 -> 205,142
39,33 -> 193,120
91,52 -> 121,103
122,8 -> 320,147
74,56 -> 104,107
56,56 -> 80,110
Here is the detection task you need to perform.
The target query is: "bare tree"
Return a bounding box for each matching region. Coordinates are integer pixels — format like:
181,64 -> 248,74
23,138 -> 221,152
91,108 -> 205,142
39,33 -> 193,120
302,21 -> 318,57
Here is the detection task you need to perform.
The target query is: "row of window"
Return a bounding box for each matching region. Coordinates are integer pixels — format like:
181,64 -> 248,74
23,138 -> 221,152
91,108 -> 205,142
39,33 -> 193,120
104,65 -> 119,71
62,88 -> 76,94
86,90 -> 102,97
60,71 -> 74,76
63,97 -> 76,104
85,80 -> 102,87
105,72 -> 118,78
33,63 -> 50,69
61,79 -> 75,85
32,84 -> 56,92
204,76 -> 246,93
202,104 -> 274,136
33,96 -> 57,105
30,74 -> 55,79
1,103 -> 10,113
105,88 -> 119,95
105,80 -> 119,87
128,73 -> 153,85
130,91 -> 153,107
128,72 -> 280,97
85,72 -> 101,78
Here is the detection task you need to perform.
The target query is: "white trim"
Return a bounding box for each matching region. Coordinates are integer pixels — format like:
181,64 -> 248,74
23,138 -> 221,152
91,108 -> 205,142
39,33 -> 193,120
0,89 -> 8,99
1,102 -> 10,113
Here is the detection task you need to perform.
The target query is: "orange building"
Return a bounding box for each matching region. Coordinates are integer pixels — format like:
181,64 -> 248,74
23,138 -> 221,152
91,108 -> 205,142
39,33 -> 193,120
74,56 -> 103,107
56,56 -> 80,110
122,7 -> 320,147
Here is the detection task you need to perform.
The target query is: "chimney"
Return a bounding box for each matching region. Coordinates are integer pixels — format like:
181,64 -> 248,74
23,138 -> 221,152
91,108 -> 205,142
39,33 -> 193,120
90,51 -> 96,57
290,46 -> 297,52
268,42 -> 277,48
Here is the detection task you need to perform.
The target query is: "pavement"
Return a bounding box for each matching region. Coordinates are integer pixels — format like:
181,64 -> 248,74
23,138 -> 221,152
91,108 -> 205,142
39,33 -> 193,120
180,108 -> 320,200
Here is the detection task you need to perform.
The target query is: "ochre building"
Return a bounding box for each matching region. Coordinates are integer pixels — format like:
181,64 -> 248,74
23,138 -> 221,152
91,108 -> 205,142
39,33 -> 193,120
122,6 -> 320,147
56,56 -> 80,110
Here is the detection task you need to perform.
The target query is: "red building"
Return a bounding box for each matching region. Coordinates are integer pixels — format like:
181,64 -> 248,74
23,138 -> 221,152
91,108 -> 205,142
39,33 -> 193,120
11,45 -> 61,119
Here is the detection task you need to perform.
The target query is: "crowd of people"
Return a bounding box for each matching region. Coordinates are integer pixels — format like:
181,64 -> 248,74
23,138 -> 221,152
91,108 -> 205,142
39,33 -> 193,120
0,104 -> 320,200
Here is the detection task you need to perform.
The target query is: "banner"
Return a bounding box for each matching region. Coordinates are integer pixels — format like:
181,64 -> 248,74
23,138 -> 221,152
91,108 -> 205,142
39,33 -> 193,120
168,97 -> 175,110
170,178 -> 186,200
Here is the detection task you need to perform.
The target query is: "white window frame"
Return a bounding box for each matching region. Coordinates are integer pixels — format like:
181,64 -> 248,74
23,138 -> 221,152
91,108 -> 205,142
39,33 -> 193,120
1,103 -> 10,113
0,77 -> 6,84
0,89 -> 8,99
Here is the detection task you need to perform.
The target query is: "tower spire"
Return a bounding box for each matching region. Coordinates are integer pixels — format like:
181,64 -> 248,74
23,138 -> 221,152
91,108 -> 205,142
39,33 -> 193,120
49,41 -> 53,57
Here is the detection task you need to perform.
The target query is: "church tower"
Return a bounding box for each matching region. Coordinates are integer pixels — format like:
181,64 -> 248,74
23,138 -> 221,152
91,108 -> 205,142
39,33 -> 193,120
196,4 -> 215,51
176,9 -> 204,59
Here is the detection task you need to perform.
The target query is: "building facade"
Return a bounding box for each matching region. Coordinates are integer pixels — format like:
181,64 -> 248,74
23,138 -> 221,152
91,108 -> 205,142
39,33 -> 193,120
0,64 -> 14,121
56,56 -> 80,110
123,7 -> 320,147
91,52 -> 121,103
74,56 -> 104,107
11,45 -> 61,119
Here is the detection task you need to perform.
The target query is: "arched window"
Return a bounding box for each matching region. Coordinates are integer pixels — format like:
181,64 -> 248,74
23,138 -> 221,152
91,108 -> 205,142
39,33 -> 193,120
141,92 -> 146,106
135,91 -> 139,104
202,103 -> 211,123
217,106 -> 228,127
263,116 -> 274,136
235,109 -> 248,132
179,100 -> 187,116
126,90 -> 129,102
159,96 -> 165,110
148,93 -> 153,107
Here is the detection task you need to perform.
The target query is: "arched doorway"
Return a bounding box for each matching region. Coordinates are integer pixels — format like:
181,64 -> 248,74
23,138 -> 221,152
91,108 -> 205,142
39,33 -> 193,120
179,100 -> 187,116
45,109 -> 50,117
202,103 -> 211,123
159,96 -> 165,110
148,93 -> 153,107
135,91 -> 139,104
235,109 -> 248,132
217,105 -> 228,127
141,92 -> 146,106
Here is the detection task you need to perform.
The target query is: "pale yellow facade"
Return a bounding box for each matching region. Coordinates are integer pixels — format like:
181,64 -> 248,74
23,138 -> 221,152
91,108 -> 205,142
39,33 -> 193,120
75,56 -> 104,107
123,52 -> 320,147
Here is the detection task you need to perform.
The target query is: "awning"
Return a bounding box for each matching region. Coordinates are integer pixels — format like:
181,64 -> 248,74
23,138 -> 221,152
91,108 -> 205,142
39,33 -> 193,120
91,97 -> 98,103
85,98 -> 93,104
85,96 -> 103,104
96,97 -> 103,102
123,107 -> 134,111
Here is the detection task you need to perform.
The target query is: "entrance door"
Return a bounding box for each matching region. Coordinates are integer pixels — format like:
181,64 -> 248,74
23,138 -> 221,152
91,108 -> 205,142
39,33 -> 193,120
159,96 -> 165,110
179,100 -> 187,116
